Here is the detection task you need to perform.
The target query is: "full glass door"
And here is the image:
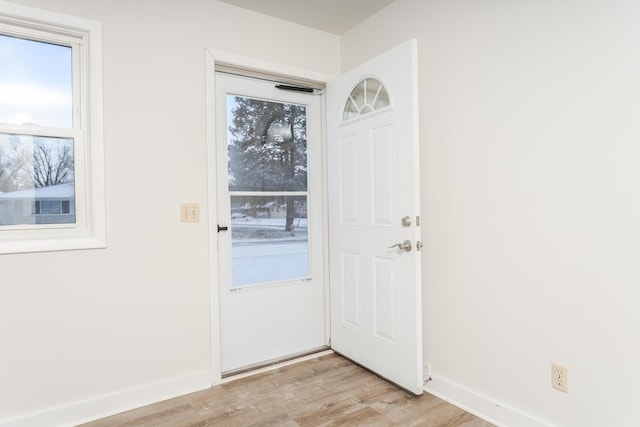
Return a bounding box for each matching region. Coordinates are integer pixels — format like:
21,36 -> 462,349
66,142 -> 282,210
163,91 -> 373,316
215,72 -> 326,374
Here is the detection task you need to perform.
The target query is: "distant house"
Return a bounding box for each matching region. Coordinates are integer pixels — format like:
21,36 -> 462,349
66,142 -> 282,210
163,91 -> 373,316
0,183 -> 75,226
230,200 -> 308,219
265,201 -> 286,218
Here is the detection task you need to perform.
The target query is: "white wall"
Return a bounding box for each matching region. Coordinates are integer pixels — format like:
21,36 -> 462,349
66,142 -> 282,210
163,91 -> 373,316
343,0 -> 640,426
4,0 -> 640,425
0,1 -> 339,425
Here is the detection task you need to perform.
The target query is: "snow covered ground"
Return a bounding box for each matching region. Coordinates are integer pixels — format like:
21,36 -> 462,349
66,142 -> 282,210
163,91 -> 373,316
230,217 -> 309,286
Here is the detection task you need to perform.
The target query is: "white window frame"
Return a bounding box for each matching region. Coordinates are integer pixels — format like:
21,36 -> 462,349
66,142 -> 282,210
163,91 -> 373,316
0,1 -> 105,254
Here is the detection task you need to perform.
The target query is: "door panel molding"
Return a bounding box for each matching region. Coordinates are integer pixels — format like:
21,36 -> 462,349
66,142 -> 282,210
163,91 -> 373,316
327,39 -> 423,395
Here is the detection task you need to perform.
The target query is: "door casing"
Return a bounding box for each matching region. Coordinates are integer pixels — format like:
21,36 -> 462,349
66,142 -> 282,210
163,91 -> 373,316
205,49 -> 333,382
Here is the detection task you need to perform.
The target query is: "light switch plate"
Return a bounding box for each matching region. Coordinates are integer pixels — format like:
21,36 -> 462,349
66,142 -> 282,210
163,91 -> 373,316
180,203 -> 200,223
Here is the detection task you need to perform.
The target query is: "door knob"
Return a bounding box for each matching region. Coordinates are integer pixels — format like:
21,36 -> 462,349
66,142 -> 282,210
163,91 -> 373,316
388,240 -> 412,252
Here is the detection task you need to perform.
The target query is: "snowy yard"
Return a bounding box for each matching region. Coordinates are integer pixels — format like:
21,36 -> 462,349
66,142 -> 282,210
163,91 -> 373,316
230,217 -> 309,286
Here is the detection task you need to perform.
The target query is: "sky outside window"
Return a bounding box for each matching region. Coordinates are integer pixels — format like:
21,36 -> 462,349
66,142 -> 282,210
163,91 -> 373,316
0,33 -> 72,128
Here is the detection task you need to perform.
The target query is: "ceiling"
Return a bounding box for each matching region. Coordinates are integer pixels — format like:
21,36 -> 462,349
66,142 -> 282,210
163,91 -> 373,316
217,0 -> 396,35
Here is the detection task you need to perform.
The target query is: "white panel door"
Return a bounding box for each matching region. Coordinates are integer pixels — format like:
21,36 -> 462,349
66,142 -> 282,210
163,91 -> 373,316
327,39 -> 423,394
215,73 -> 326,374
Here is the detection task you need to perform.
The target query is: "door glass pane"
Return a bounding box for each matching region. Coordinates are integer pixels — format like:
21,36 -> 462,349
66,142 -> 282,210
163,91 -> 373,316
226,94 -> 310,287
0,34 -> 73,128
230,195 -> 309,287
342,78 -> 390,122
227,96 -> 307,192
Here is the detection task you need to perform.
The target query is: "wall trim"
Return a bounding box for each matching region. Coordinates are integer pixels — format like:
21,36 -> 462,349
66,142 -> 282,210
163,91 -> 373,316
206,48 -> 334,85
424,375 -> 552,427
0,369 -> 212,427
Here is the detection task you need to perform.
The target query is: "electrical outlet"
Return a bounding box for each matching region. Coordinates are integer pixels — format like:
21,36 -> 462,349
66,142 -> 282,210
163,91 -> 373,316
551,363 -> 568,393
423,362 -> 432,382
423,362 -> 431,376
180,203 -> 200,223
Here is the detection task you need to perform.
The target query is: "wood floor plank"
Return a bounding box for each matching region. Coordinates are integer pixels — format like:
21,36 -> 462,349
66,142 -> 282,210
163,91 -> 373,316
81,353 -> 494,427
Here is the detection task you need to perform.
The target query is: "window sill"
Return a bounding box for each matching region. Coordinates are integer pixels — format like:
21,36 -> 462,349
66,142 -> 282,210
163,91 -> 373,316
0,235 -> 106,255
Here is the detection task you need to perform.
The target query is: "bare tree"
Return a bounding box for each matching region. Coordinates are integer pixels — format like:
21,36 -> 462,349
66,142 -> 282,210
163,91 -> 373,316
0,135 -> 74,191
32,139 -> 74,188
0,137 -> 23,192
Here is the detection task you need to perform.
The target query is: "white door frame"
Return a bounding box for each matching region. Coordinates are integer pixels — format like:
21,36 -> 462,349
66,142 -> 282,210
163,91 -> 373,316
205,48 -> 333,382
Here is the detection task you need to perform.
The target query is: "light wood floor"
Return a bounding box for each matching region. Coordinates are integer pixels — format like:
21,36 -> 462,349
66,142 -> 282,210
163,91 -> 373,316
82,353 -> 494,427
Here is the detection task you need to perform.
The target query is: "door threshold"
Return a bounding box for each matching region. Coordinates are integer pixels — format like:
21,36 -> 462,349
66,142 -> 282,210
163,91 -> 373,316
219,346 -> 332,384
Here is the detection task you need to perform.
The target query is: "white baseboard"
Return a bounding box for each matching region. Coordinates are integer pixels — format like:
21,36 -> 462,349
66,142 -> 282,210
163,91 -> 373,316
2,367 -> 552,427
0,369 -> 212,427
424,375 -> 551,427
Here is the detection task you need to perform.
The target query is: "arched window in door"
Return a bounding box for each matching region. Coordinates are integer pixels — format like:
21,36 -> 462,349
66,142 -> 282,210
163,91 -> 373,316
342,77 -> 390,122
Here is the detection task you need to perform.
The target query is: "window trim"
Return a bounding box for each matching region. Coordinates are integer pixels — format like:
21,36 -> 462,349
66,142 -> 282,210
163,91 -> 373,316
0,1 -> 105,254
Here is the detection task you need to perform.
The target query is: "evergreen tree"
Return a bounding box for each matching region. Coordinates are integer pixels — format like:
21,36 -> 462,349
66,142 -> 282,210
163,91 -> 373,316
228,97 -> 308,231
